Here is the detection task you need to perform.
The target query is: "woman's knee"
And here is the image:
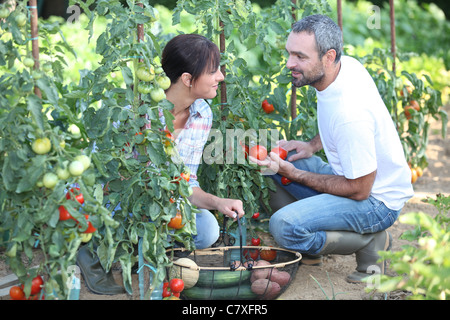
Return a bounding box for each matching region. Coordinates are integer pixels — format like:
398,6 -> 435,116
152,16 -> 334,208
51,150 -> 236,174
193,209 -> 220,249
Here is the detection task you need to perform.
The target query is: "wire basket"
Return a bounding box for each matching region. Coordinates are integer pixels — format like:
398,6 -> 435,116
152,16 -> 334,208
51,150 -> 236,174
166,216 -> 302,300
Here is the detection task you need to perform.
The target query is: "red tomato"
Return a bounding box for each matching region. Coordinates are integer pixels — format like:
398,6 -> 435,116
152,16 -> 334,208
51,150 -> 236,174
79,215 -> 97,233
163,129 -> 174,147
65,188 -> 84,205
262,99 -> 274,114
281,176 -> 292,185
249,145 -> 267,160
252,212 -> 260,219
251,237 -> 261,246
9,286 -> 25,300
260,249 -> 277,262
59,206 -> 73,221
168,212 -> 184,229
30,275 -> 44,295
162,283 -> 171,298
271,147 -> 287,160
169,278 -> 185,293
243,249 -> 259,260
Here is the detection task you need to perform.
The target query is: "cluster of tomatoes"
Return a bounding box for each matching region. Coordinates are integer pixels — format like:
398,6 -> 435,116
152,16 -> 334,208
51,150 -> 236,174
59,187 -> 96,242
9,275 -> 44,300
410,163 -> 424,184
162,278 -> 184,299
136,62 -> 171,102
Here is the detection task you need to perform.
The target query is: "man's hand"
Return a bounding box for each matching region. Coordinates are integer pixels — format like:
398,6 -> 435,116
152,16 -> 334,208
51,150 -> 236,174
249,152 -> 295,177
277,134 -> 322,162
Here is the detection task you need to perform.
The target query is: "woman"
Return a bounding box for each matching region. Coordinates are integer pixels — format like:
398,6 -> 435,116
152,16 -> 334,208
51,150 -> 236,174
77,34 -> 244,296
161,34 -> 245,249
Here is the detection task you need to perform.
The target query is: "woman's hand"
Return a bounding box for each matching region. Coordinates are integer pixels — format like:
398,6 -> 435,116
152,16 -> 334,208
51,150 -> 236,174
216,198 -> 245,220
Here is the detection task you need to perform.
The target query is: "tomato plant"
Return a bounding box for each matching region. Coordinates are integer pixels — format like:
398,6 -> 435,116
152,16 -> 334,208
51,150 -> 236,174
0,0 -> 119,299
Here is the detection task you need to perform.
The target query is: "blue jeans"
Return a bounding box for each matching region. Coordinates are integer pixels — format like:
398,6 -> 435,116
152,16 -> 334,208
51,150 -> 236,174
269,155 -> 401,255
193,209 -> 220,249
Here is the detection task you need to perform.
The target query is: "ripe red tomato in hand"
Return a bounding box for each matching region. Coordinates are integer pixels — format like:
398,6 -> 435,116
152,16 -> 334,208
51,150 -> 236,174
65,188 -> 84,205
262,99 -> 274,114
281,176 -> 292,185
271,147 -> 287,160
249,145 -> 267,160
169,278 -> 185,293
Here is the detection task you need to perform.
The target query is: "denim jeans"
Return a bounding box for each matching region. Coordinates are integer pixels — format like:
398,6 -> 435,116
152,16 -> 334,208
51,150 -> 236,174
192,209 -> 220,249
269,155 -> 401,255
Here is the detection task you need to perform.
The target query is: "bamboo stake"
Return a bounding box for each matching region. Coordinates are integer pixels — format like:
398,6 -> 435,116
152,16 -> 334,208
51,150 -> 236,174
29,0 -> 41,98
389,0 -> 396,74
290,0 -> 297,122
219,20 -> 227,121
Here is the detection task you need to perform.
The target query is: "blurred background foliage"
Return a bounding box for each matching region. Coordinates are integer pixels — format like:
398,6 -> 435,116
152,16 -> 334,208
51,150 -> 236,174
26,0 -> 447,103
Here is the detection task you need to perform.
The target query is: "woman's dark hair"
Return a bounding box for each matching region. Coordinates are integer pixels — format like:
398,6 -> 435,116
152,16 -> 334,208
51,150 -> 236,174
161,34 -> 221,86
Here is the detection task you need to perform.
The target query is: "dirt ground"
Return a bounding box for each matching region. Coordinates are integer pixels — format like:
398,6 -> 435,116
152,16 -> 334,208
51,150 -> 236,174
1,104 -> 449,301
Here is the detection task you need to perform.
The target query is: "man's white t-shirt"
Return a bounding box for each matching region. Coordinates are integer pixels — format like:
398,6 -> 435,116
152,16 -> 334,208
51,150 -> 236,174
316,56 -> 414,210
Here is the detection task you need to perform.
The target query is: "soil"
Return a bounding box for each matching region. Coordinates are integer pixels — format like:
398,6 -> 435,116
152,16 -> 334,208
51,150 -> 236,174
1,104 -> 449,301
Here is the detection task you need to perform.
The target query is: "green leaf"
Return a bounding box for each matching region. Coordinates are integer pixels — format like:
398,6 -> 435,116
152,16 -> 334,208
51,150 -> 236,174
27,94 -> 44,132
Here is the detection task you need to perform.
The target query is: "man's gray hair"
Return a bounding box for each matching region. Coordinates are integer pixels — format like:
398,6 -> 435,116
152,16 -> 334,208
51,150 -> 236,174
292,14 -> 343,63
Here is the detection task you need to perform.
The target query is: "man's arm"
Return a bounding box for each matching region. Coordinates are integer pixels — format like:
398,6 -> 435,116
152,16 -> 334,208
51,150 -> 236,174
278,134 -> 323,161
251,152 -> 376,201
290,169 -> 376,201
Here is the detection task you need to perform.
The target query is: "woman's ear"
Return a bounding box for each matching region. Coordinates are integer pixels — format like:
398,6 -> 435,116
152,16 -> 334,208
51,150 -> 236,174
180,72 -> 192,88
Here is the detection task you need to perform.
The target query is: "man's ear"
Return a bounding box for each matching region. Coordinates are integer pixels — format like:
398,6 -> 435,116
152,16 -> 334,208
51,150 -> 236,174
325,49 -> 337,66
180,72 -> 192,88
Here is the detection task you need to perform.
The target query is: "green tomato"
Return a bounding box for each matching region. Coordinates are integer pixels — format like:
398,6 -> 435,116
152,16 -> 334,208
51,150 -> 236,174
43,172 -> 58,189
80,233 -> 92,243
23,57 -> 35,68
15,13 -> 27,27
75,155 -> 91,171
0,8 -> 10,19
69,160 -> 85,176
136,66 -> 155,82
137,81 -> 152,94
41,62 -> 52,73
154,66 -> 164,74
150,87 -> 166,102
68,124 -> 81,138
156,75 -> 171,90
32,70 -> 43,80
32,138 -> 52,154
56,166 -> 70,180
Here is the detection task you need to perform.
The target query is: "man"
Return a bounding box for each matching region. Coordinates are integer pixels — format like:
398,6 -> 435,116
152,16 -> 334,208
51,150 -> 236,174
251,14 -> 414,283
